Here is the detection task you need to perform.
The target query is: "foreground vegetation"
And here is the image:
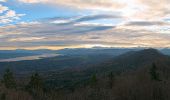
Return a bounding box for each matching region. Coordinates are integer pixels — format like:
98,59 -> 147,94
0,62 -> 170,100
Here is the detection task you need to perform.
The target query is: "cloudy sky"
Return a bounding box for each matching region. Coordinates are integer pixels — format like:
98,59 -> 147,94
0,0 -> 170,50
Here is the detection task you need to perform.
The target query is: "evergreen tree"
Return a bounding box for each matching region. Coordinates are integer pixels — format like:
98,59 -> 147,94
26,72 -> 44,99
90,74 -> 97,88
27,72 -> 44,91
150,63 -> 161,81
108,72 -> 114,89
2,69 -> 16,89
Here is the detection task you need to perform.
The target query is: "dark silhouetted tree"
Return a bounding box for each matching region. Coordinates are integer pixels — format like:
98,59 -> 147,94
2,69 -> 16,89
150,63 -> 161,81
108,72 -> 115,89
90,74 -> 97,88
26,72 -> 44,99
27,72 -> 43,91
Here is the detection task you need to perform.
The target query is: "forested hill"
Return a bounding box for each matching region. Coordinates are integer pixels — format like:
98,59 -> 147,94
1,49 -> 170,100
45,49 -> 170,89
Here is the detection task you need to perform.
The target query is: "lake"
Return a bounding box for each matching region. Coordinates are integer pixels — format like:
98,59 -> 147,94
0,54 -> 59,62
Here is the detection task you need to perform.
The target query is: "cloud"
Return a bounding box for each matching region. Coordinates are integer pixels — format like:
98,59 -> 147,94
49,14 -> 123,25
0,0 -> 6,2
1,14 -> 170,50
0,3 -> 25,25
18,0 -> 47,3
0,10 -> 25,24
125,21 -> 168,26
75,14 -> 122,22
133,0 -> 170,19
1,0 -> 170,49
18,0 -> 125,10
9,37 -> 45,42
17,0 -> 170,21
0,14 -> 116,49
74,22 -> 115,27
0,4 -> 8,13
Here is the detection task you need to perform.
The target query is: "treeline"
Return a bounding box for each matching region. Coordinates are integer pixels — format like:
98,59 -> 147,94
0,63 -> 170,100
0,69 -> 45,100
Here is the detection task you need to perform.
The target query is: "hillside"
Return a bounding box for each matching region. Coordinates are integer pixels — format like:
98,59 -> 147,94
0,48 -> 136,75
45,49 -> 170,88
1,49 -> 170,100
0,49 -> 170,88
0,54 -> 115,76
91,48 -> 169,73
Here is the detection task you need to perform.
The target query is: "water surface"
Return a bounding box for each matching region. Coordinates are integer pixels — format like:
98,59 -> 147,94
0,54 -> 59,62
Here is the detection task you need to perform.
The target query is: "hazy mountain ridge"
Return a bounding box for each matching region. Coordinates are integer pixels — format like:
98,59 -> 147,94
0,48 -> 137,75
44,49 -> 170,88
0,47 -> 170,59
1,48 -> 170,99
83,49 -> 167,72
0,48 -> 169,75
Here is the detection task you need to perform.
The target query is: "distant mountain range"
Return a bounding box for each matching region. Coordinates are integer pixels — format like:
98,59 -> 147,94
1,47 -> 170,59
86,48 -> 170,73
44,48 -> 170,88
0,49 -> 57,59
0,48 -> 170,73
0,48 -> 134,59
1,48 -> 170,88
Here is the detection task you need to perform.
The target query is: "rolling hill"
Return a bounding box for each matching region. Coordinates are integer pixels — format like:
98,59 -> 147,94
45,48 -> 170,88
0,48 -> 170,89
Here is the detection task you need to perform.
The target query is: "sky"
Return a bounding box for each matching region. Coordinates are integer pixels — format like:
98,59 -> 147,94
0,0 -> 170,50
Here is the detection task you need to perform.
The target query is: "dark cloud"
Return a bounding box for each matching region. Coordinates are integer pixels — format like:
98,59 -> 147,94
70,26 -> 114,34
48,14 -> 122,25
125,21 -> 167,26
75,14 -> 122,22
88,36 -> 101,39
1,13 -> 170,49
